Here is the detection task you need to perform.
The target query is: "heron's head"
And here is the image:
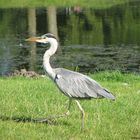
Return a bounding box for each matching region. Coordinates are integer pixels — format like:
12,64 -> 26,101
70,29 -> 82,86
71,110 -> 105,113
26,33 -> 57,45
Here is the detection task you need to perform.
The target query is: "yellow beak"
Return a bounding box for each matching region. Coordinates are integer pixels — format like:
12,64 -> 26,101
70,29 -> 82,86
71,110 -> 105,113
25,37 -> 41,42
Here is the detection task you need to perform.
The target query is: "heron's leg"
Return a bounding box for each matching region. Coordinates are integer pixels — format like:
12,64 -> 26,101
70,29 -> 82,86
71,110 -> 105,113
75,100 -> 85,129
65,98 -> 72,116
34,98 -> 72,123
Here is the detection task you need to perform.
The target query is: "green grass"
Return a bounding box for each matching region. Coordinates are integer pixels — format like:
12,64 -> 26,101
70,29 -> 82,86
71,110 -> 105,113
0,71 -> 140,140
0,0 -> 129,8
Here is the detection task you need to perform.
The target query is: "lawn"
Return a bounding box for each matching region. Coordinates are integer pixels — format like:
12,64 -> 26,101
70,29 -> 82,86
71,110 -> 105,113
0,71 -> 140,140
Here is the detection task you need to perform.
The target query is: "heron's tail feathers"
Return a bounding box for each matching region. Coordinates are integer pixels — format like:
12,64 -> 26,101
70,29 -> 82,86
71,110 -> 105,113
98,89 -> 116,101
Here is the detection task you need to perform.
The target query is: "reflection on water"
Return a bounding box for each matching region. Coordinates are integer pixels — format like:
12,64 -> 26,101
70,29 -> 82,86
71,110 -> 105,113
0,1 -> 140,75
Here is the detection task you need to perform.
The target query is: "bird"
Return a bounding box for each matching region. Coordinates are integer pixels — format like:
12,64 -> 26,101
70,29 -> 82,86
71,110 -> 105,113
26,33 -> 115,128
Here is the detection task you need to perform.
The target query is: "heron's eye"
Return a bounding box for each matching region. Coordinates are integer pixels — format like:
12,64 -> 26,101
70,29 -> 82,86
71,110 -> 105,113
41,35 -> 47,39
42,36 -> 46,39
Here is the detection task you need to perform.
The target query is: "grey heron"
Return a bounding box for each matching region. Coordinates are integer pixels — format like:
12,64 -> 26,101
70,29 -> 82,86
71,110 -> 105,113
26,33 -> 115,128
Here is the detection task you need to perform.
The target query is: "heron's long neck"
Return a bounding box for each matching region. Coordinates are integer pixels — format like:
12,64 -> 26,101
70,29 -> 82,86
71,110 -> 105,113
43,40 -> 58,79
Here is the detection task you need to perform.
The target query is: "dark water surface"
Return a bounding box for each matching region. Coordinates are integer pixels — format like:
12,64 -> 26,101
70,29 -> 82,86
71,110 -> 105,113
0,1 -> 140,75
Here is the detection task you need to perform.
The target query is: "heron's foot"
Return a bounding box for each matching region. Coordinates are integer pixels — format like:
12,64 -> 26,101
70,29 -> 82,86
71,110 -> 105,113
33,117 -> 54,124
34,111 -> 70,123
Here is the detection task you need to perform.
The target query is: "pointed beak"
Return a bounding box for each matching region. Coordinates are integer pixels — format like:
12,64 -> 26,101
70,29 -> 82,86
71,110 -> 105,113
25,37 -> 48,44
25,37 -> 41,42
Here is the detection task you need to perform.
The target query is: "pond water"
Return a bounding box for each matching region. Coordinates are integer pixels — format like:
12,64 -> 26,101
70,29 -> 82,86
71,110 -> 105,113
0,1 -> 140,75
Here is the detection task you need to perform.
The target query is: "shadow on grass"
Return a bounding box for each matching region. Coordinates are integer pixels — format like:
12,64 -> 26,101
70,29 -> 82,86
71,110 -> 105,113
0,115 -> 70,126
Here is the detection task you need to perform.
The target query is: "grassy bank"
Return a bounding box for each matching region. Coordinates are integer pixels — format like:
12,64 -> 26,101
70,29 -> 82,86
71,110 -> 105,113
0,71 -> 140,139
0,0 -> 129,8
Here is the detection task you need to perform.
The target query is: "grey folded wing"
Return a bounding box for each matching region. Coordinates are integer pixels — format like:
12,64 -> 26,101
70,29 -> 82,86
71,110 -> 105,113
54,68 -> 115,100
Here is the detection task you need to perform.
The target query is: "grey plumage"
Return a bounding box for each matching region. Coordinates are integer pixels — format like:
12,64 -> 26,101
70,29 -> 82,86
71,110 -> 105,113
54,68 -> 115,100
